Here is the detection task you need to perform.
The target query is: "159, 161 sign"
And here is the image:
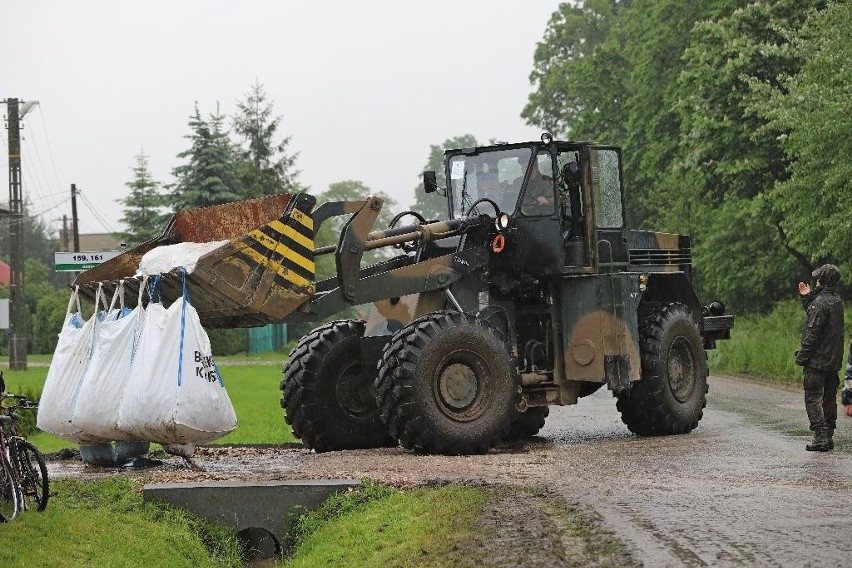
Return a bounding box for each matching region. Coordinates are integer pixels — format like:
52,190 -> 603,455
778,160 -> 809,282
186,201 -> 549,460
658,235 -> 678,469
54,251 -> 121,272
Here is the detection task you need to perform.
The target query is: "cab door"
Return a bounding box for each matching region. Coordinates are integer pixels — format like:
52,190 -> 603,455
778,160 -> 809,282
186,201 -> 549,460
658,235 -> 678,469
589,146 -> 628,270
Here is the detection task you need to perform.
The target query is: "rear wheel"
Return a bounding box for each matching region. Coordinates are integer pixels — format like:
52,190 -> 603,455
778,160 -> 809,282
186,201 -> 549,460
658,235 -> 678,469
281,320 -> 394,452
14,440 -> 49,511
376,311 -> 517,455
616,303 -> 708,435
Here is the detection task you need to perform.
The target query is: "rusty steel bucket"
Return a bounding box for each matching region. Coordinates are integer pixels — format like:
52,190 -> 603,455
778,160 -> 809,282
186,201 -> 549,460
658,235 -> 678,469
73,193 -> 317,328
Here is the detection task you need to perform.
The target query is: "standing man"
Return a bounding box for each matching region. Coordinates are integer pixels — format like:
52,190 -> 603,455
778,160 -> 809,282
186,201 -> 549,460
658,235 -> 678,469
795,264 -> 844,451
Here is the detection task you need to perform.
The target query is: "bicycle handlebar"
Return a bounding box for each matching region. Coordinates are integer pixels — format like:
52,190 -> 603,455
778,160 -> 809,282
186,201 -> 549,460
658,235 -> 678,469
1,394 -> 38,410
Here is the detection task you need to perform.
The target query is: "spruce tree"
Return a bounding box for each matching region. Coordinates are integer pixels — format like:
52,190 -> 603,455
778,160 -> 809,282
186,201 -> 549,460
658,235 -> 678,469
233,81 -> 301,198
171,103 -> 242,210
118,150 -> 168,245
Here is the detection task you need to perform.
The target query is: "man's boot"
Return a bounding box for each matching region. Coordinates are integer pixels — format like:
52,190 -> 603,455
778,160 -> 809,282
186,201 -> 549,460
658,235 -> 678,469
827,426 -> 835,450
806,426 -> 831,452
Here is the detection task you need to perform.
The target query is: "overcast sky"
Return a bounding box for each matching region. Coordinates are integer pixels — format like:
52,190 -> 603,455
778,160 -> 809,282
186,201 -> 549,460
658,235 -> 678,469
2,1 -> 562,238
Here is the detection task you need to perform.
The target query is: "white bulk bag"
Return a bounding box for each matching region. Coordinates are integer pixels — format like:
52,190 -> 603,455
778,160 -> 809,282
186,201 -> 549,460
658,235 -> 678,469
71,279 -> 148,442
37,286 -> 105,440
137,240 -> 228,276
117,273 -> 237,445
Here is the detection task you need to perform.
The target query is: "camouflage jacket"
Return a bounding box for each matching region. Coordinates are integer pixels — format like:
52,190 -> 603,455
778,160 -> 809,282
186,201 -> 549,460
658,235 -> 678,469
796,286 -> 844,372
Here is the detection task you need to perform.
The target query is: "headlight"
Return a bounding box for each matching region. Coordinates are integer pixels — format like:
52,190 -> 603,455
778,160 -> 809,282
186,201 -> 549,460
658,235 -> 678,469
495,213 -> 510,231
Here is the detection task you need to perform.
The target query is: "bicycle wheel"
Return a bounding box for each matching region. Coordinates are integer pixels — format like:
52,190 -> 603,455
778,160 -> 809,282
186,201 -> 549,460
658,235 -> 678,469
13,440 -> 49,512
0,449 -> 20,521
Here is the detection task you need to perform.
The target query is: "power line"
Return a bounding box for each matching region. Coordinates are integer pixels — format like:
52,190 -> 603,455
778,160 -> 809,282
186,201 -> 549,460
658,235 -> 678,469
78,190 -> 117,233
0,197 -> 71,227
34,107 -> 66,193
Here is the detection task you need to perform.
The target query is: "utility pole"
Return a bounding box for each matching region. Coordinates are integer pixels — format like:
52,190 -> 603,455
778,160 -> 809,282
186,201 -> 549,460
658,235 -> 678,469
5,98 -> 37,370
71,183 -> 80,252
61,214 -> 69,251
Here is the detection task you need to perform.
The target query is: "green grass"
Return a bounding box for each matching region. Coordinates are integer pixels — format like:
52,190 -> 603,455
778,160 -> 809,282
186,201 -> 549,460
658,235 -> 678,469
213,364 -> 298,445
0,357 -> 297,453
282,481 -> 487,567
0,477 -> 242,568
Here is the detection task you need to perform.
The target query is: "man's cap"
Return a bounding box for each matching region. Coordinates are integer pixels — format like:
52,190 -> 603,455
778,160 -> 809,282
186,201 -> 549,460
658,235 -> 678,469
812,263 -> 841,287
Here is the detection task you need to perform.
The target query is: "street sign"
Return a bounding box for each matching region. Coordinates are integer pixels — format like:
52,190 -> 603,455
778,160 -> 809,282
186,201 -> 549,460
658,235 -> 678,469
54,251 -> 121,272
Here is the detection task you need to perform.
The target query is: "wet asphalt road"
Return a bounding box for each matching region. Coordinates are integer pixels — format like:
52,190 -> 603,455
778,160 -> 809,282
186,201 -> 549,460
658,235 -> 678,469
48,375 -> 851,567
537,375 -> 851,567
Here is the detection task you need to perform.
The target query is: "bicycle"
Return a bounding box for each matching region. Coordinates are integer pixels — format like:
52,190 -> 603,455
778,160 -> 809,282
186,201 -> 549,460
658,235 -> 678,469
0,372 -> 49,522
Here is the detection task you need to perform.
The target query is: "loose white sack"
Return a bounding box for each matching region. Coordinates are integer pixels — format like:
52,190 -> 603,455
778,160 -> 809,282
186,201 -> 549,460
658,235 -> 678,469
117,290 -> 237,445
137,240 -> 228,276
71,281 -> 147,442
37,287 -> 101,440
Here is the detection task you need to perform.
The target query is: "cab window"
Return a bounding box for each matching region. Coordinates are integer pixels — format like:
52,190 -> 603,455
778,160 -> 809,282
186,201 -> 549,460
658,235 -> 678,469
591,149 -> 623,228
520,151 -> 556,216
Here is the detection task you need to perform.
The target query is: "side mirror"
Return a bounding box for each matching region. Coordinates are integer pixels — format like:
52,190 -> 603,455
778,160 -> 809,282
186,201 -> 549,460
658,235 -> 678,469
423,171 -> 438,194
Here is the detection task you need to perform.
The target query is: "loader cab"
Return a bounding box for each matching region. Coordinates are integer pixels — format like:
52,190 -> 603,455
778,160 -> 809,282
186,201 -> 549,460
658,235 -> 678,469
438,140 -> 628,275
445,147 -> 532,218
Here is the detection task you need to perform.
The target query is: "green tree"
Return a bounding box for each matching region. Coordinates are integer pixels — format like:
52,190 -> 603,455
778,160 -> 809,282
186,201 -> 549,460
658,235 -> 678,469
233,81 -> 301,198
118,150 -> 169,246
170,104 -> 242,211
24,258 -> 68,354
671,0 -> 827,309
523,0 -> 629,143
314,180 -> 398,282
524,0 -> 738,227
760,1 -> 852,280
0,203 -> 59,269
411,135 -> 478,221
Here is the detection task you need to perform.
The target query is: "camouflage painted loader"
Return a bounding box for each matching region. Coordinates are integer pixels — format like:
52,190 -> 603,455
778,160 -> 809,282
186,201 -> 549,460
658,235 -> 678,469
75,135 -> 733,455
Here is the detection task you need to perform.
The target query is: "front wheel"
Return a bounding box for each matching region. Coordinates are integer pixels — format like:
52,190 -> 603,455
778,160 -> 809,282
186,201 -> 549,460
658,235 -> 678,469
376,311 -> 517,455
281,320 -> 394,452
14,440 -> 49,512
616,303 -> 708,436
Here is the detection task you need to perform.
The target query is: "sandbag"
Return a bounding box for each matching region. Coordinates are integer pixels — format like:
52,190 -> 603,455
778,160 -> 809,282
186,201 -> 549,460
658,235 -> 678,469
71,279 -> 148,442
137,240 -> 228,275
117,273 -> 237,445
37,286 -> 104,440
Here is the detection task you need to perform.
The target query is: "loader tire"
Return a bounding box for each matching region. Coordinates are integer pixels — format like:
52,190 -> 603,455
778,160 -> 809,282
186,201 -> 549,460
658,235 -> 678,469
281,320 -> 394,452
376,311 -> 516,455
506,407 -> 549,440
616,303 -> 708,436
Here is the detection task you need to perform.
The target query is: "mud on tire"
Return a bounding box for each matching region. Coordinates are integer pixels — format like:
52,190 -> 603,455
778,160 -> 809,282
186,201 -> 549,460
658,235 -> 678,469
281,320 -> 394,452
376,311 -> 517,455
506,407 -> 549,440
616,303 -> 708,436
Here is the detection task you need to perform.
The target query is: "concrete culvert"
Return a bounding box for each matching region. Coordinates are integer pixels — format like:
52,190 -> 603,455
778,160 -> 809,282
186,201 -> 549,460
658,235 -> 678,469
236,527 -> 279,560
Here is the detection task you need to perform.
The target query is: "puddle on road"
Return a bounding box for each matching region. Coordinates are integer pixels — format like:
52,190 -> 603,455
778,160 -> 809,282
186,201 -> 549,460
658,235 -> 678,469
47,446 -> 311,482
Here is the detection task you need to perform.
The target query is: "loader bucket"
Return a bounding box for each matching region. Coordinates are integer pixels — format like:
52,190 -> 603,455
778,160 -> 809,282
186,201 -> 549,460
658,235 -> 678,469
73,193 -> 317,328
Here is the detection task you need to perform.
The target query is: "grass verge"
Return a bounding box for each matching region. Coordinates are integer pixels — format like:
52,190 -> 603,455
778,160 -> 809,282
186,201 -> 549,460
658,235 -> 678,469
281,481 -> 636,568
0,477 -> 242,568
282,480 -> 487,567
0,362 -> 298,453
709,299 -> 852,384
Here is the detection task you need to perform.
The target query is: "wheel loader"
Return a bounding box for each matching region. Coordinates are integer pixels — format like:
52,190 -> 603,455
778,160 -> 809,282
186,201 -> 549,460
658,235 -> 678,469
74,134 -> 734,455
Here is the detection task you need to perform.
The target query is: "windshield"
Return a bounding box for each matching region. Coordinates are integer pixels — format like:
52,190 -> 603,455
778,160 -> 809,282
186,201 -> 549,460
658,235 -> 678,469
447,148 -> 532,218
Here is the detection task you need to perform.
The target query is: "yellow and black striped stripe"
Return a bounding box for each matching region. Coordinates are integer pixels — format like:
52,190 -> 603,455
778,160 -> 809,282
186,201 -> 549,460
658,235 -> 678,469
233,199 -> 315,291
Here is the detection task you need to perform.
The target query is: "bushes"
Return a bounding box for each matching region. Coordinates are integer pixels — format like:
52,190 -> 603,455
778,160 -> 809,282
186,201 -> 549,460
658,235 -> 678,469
710,300 -> 852,383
